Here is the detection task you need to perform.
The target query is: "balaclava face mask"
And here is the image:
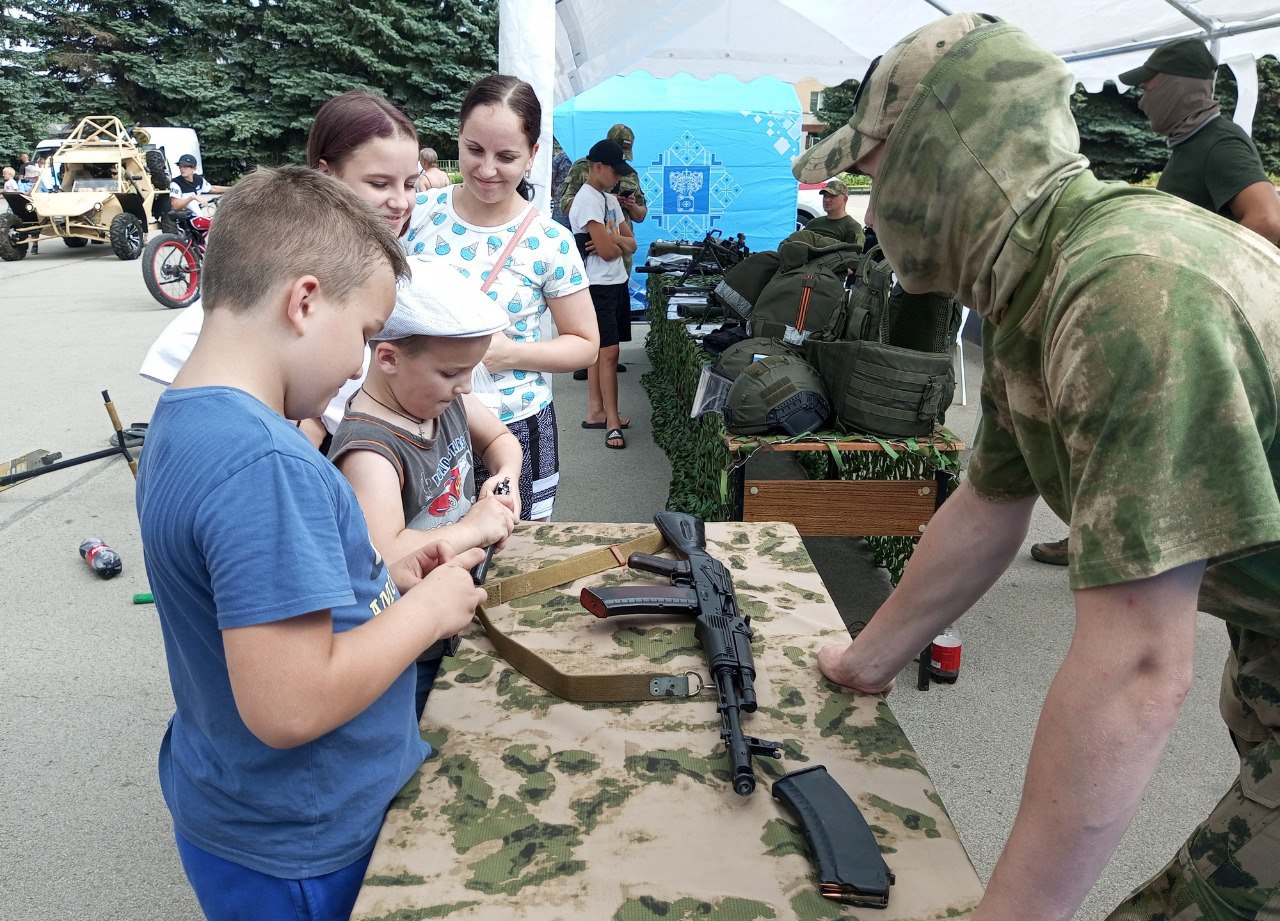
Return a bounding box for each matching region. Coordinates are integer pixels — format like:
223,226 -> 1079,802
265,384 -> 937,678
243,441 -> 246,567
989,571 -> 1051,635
1138,74 -> 1220,143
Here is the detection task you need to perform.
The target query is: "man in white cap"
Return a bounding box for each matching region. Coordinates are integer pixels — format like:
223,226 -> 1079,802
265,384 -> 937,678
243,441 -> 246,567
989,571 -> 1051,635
329,259 -> 522,719
798,12 -> 1280,920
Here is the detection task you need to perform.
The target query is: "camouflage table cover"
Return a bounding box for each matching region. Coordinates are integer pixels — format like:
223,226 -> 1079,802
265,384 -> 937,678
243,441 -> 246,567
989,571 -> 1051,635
353,521 -> 983,920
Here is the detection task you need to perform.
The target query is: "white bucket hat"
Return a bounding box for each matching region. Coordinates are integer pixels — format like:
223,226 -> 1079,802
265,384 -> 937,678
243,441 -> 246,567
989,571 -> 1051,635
374,259 -> 510,341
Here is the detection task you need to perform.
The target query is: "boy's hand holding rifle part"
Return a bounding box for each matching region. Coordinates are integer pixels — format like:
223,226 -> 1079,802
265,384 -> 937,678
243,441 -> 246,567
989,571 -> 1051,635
579,511 -> 782,795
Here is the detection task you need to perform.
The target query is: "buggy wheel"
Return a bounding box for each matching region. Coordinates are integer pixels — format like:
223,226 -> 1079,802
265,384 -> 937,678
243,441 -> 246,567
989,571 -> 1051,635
63,237 -> 90,248
0,213 -> 29,261
142,233 -> 201,308
145,149 -> 170,189
110,213 -> 145,260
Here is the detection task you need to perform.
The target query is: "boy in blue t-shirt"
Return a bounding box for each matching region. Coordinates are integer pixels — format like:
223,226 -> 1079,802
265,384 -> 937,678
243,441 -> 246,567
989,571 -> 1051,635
135,165 -> 487,919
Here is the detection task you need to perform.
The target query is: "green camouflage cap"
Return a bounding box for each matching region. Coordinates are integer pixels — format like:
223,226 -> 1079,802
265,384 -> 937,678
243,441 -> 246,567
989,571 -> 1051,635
607,124 -> 635,158
793,12 -> 997,182
820,178 -> 850,197
1118,38 -> 1216,86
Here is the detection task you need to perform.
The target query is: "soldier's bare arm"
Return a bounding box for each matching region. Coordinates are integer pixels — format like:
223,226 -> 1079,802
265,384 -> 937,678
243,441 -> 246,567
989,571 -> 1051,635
1228,180 -> 1280,245
818,482 -> 1035,691
973,561 -> 1203,921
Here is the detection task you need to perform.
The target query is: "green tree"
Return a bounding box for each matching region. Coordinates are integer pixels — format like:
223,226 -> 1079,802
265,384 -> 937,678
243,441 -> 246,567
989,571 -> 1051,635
5,0 -> 497,178
1069,82 -> 1167,183
815,77 -> 859,134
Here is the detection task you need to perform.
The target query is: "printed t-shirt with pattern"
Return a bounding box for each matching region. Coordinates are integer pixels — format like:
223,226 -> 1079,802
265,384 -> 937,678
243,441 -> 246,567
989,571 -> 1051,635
327,398 -> 476,531
404,188 -> 588,425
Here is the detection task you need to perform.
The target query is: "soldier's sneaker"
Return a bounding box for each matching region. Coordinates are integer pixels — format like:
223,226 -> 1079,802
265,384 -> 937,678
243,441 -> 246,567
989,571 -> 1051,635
1030,537 -> 1069,565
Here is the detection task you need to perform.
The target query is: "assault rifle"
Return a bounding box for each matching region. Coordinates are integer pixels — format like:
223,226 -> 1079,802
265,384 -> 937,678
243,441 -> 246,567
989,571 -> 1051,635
580,511 -> 781,795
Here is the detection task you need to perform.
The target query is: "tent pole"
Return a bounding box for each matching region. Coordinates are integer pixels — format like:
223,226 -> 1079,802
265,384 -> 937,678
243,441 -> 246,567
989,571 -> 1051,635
499,0 -> 557,216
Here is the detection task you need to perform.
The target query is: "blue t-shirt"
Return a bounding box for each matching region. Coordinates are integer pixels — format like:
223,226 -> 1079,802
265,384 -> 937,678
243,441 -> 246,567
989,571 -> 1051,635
136,387 -> 429,878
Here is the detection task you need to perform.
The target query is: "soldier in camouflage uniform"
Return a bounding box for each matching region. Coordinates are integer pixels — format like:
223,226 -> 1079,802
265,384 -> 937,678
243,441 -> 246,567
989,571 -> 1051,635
797,13 -> 1280,921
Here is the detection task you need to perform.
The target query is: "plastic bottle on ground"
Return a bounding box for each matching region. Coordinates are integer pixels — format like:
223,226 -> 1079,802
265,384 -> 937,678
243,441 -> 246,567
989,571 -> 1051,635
79,538 -> 123,580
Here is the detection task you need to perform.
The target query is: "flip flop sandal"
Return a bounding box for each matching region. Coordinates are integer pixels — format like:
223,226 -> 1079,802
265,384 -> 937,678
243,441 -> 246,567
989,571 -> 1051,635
581,420 -> 630,430
109,423 -> 149,448
604,428 -> 626,449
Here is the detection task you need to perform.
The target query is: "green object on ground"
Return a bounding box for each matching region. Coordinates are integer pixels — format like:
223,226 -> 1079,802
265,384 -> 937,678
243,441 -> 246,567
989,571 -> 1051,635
133,592 -> 154,605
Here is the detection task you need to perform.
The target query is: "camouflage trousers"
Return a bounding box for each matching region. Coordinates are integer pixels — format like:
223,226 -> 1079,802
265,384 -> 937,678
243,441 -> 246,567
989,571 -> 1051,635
1108,627 -> 1280,921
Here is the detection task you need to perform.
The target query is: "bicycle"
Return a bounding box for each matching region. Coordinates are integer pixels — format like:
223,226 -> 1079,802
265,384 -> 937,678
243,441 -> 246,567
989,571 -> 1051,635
141,208 -> 213,309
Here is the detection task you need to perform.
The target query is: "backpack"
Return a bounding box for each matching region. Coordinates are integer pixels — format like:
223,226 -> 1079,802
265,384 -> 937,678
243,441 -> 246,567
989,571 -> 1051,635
748,232 -> 860,342
713,250 -> 780,324
803,246 -> 963,438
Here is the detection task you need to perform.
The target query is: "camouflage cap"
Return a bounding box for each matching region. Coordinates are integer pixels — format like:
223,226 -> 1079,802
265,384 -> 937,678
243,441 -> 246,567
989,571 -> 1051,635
820,178 -> 850,197
793,12 -> 997,182
1118,38 -> 1216,86
607,124 -> 635,158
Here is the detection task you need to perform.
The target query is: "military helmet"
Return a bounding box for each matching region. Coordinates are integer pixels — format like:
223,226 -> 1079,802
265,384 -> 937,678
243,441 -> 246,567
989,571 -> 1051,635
723,354 -> 830,436
711,337 -> 799,382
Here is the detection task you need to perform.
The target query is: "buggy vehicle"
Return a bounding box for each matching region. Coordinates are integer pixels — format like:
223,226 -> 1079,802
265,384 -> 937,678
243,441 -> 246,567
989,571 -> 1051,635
1,116 -> 169,262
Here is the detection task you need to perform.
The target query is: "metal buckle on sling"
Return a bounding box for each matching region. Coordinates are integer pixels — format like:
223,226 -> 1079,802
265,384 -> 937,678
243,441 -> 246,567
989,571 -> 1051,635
649,671 -> 706,698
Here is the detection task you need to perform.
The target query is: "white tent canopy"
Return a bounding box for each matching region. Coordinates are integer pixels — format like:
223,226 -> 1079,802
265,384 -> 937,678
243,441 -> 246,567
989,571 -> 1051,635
502,1 -> 1280,212
551,0 -> 1280,98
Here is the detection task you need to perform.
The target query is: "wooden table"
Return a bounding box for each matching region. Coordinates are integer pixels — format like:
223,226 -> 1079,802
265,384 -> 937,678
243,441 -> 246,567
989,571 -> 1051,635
353,521 -> 982,920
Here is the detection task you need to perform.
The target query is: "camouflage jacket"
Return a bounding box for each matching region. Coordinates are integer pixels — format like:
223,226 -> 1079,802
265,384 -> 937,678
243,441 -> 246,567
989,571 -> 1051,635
871,22 -> 1280,626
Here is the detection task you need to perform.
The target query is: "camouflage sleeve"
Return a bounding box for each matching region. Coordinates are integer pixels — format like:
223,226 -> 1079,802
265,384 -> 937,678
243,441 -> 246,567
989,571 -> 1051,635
963,318 -> 1040,503
1048,256 -> 1280,590
619,172 -> 646,209
559,158 -> 588,217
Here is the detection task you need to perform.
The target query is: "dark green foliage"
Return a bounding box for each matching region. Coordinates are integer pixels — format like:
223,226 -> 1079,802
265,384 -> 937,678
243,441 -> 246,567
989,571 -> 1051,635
2,0 -> 497,178
815,77 -> 859,134
1070,82 -> 1168,183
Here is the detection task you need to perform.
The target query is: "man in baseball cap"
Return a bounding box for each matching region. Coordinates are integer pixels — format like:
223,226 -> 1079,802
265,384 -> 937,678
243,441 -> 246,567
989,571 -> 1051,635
1120,38 -> 1280,238
807,13 -> 1280,921
800,178 -> 864,246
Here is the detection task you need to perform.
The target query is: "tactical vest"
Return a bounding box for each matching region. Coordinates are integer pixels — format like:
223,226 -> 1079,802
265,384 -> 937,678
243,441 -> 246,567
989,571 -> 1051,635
748,232 -> 860,342
804,246 -> 962,438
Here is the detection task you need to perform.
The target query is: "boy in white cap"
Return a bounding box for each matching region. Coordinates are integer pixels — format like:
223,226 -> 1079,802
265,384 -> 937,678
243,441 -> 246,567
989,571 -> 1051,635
329,259 -> 522,717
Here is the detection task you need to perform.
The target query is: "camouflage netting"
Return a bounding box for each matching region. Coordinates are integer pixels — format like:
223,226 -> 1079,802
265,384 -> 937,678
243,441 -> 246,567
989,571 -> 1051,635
644,274 -> 963,584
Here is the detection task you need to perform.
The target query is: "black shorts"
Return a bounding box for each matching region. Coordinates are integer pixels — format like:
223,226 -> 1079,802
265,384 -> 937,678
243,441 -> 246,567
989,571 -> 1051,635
589,282 -> 632,348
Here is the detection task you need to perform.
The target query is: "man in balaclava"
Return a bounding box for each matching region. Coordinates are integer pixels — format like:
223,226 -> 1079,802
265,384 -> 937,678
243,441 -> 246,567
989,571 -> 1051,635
1129,38 -> 1280,238
1032,38 -> 1280,567
562,124 -> 648,379
798,13 -> 1280,920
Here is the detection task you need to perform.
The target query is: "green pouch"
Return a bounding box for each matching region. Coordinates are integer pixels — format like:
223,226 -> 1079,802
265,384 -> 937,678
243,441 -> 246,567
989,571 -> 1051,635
806,338 -> 954,438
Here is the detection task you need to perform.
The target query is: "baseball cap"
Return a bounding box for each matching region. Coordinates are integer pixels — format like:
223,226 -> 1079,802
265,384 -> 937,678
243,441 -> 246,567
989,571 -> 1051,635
793,12 -> 997,182
1118,39 -> 1216,86
819,179 -> 850,197
587,138 -> 636,176
607,124 -> 635,157
176,154 -> 198,167
375,260 -> 510,341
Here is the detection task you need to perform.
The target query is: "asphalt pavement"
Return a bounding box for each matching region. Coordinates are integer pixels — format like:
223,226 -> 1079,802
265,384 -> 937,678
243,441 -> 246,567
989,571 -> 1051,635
1,247 -> 1239,920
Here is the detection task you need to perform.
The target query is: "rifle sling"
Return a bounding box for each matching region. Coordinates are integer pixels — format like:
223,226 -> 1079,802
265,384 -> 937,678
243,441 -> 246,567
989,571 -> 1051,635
475,529 -> 700,703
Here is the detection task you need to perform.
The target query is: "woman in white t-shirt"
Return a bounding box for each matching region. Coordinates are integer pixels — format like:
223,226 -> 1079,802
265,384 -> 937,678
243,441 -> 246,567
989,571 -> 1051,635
405,75 -> 596,521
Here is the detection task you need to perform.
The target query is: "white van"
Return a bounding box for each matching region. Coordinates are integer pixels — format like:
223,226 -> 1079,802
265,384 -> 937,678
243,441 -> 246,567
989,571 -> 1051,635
141,127 -> 202,178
